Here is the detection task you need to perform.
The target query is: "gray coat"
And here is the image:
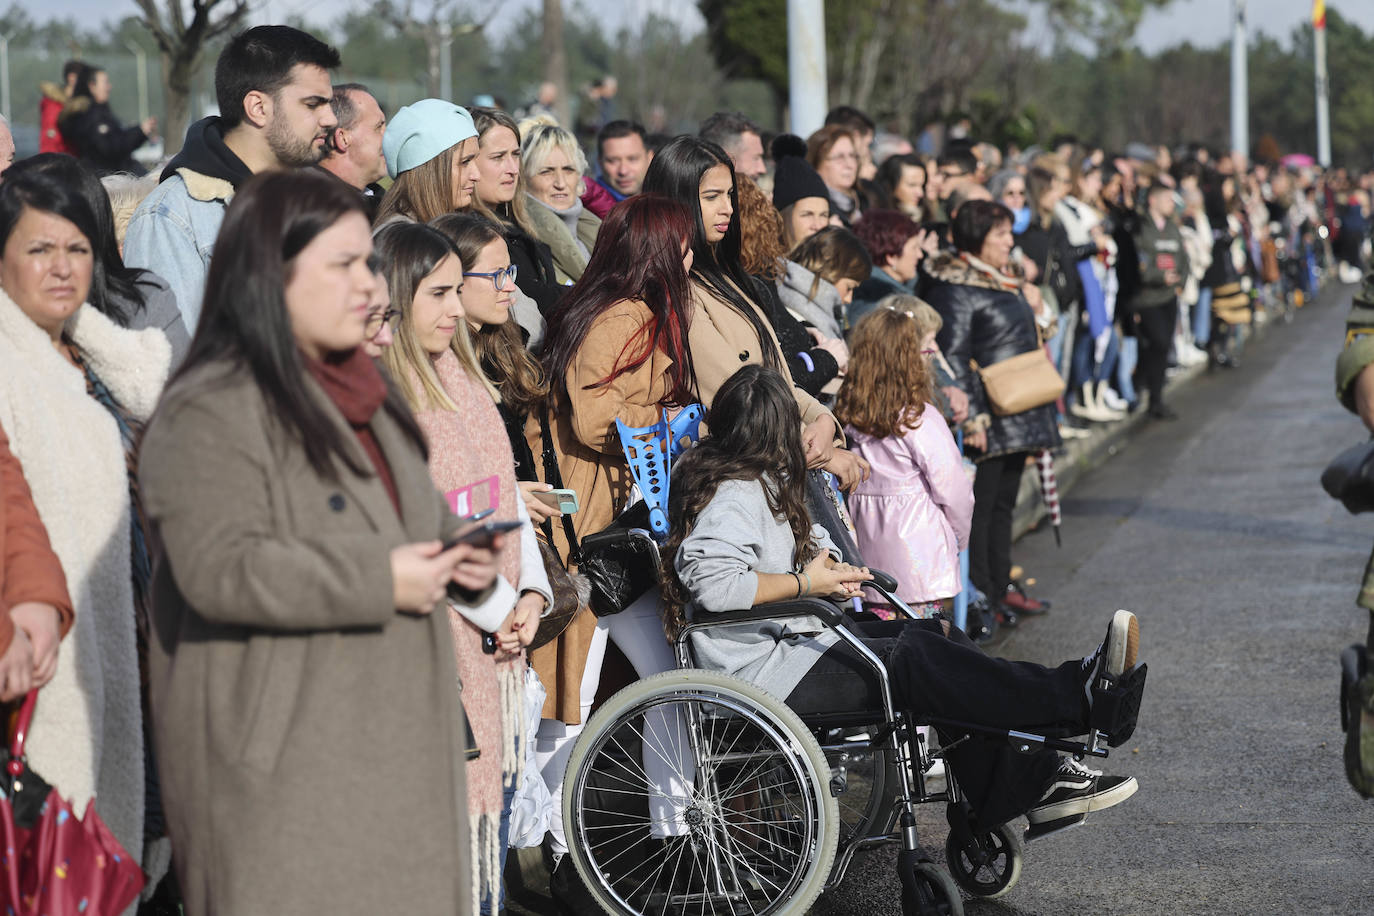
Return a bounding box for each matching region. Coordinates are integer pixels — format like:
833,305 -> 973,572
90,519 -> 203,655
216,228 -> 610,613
776,259 -> 845,340
677,477 -> 839,700
140,361 -> 491,916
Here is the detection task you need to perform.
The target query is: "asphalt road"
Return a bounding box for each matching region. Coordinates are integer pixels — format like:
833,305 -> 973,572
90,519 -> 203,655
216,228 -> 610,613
814,281 -> 1374,915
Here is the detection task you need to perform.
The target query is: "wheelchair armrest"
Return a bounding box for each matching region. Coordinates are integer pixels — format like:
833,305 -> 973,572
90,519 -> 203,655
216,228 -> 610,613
686,597 -> 846,629
867,568 -> 899,595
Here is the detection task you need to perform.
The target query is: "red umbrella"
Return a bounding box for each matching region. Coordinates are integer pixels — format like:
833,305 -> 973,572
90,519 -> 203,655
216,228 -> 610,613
1,693 -> 144,916
1036,449 -> 1062,547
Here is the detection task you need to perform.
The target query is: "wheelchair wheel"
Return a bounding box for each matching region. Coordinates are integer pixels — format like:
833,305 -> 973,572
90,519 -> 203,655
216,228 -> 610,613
563,669 -> 840,916
944,821 -> 1023,899
899,858 -> 964,916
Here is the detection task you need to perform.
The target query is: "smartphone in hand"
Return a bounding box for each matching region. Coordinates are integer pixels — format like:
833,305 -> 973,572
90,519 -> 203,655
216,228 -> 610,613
533,488 -> 579,514
441,519 -> 522,551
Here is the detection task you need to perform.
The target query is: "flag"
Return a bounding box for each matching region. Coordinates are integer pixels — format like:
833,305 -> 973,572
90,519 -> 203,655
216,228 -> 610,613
1314,0 -> 1326,29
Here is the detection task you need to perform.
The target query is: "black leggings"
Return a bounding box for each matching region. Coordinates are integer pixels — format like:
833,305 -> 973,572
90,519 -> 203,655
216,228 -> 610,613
968,451 -> 1027,599
785,617 -> 1087,827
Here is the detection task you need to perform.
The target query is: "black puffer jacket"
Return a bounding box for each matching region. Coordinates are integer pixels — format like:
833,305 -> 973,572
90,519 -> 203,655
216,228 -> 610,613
923,252 -> 1060,461
58,99 -> 147,176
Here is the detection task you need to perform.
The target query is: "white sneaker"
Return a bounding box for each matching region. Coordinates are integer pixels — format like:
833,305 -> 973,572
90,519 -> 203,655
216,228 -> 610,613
1059,423 -> 1091,440
1100,388 -> 1129,411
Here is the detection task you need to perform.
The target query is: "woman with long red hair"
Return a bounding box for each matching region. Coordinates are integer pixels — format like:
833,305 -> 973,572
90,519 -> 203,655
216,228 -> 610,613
530,193 -> 697,906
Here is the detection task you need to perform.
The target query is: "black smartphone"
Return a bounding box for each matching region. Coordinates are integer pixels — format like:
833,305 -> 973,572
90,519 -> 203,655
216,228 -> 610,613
441,519 -> 523,551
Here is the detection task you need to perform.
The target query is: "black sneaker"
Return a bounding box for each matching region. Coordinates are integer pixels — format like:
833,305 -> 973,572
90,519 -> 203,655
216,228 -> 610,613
1026,757 -> 1138,825
1082,610 -> 1140,707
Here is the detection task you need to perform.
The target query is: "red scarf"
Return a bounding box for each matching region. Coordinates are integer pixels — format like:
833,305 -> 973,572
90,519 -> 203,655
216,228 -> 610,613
305,347 -> 400,513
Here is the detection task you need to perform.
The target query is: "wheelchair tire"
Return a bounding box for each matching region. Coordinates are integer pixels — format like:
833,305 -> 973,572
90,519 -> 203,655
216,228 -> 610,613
563,669 -> 840,916
944,820 -> 1023,899
901,860 -> 965,916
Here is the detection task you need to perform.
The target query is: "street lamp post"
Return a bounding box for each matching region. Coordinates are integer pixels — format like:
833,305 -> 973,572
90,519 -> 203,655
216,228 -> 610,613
787,0 -> 827,138
1313,2 -> 1331,168
1230,0 -> 1248,164
0,35 -> 11,123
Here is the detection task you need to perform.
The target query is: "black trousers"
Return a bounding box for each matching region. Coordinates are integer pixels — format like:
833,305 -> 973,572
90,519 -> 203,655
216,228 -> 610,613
1133,299 -> 1178,406
785,618 -> 1087,827
968,451 -> 1027,599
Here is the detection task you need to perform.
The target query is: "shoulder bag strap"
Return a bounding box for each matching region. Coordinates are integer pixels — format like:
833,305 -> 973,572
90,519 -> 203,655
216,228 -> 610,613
538,409 -> 583,565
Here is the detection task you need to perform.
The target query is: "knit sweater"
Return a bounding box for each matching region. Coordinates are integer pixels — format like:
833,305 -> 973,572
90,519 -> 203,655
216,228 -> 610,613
676,476 -> 839,700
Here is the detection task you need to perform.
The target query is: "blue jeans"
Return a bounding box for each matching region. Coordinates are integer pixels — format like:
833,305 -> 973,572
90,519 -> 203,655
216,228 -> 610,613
480,741 -> 521,915
1116,334 -> 1139,404
1193,287 -> 1212,345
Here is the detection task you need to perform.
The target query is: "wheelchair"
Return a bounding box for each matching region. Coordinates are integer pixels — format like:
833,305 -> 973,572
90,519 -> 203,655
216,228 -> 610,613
558,531 -> 1148,916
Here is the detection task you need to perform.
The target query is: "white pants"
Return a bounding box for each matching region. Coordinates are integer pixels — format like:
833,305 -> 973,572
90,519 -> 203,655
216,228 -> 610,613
534,587 -> 690,853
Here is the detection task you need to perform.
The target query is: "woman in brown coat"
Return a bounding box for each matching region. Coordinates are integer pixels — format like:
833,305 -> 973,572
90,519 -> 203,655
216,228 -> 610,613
0,424 -> 73,699
529,195 -> 699,899
139,171 -> 507,916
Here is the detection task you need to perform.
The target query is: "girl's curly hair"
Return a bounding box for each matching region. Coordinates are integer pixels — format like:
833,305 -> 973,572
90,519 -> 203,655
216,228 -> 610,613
834,305 -> 936,439
734,174 -> 787,281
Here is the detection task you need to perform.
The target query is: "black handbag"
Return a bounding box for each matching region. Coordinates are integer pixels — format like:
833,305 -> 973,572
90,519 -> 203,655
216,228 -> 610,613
1322,440 -> 1374,514
539,412 -> 660,617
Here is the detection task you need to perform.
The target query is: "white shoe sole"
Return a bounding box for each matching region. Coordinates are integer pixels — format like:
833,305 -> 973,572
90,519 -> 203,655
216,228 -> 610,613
1029,775 -> 1139,823
1104,609 -> 1140,681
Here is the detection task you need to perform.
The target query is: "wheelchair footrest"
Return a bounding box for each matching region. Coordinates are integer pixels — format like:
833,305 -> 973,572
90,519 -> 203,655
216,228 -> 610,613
1090,662 -> 1147,748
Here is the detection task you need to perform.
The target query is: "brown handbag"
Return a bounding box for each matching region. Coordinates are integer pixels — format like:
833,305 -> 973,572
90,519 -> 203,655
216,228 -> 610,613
529,535 -> 588,651
976,348 -> 1066,416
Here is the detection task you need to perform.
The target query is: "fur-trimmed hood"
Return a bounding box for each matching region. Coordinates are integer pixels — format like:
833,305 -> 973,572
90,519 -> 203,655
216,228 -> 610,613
924,250 -> 1022,293
39,80 -> 67,103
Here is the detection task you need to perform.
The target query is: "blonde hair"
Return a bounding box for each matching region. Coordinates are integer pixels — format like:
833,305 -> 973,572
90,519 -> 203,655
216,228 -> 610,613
375,144 -> 460,226
879,293 -> 943,340
519,114 -> 589,186
101,172 -> 159,248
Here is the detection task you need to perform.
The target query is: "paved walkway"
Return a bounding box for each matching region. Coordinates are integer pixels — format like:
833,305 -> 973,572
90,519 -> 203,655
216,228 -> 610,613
818,283 -> 1374,914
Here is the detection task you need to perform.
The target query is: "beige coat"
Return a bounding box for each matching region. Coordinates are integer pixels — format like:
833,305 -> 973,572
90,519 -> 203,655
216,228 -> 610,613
140,361 -> 500,916
530,285 -> 839,723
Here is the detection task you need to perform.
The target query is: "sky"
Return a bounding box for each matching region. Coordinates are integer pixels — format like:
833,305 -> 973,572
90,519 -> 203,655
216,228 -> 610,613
27,0 -> 1374,52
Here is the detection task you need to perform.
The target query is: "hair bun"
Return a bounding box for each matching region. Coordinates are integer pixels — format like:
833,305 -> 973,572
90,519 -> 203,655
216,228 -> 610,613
770,133 -> 808,162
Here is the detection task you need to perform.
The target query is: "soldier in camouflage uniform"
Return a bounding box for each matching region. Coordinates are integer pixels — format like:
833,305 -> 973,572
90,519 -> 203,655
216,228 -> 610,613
1334,271 -> 1374,798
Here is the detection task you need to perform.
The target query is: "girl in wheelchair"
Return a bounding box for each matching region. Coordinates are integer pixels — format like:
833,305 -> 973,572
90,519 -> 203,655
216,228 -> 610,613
665,364 -> 1142,835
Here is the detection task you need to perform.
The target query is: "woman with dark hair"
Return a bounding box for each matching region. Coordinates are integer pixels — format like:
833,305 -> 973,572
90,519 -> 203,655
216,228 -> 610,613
735,174 -> 847,398
641,135 -> 867,488
876,152 -> 930,221
374,219 -> 545,915
924,199 -> 1061,637
528,194 -> 699,902
668,363 -> 1141,849
468,107 -> 565,314
9,153 -> 190,364
781,225 -> 873,338
57,64 -> 156,176
0,165 -> 170,873
850,209 -> 932,326
140,169 -> 504,916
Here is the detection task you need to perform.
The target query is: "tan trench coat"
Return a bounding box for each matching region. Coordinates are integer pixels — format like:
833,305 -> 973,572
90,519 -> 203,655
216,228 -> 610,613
140,362 -> 477,916
530,286 -> 839,723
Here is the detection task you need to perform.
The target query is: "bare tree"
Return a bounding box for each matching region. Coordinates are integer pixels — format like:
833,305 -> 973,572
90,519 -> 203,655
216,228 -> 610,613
135,0 -> 250,155
377,0 -> 500,98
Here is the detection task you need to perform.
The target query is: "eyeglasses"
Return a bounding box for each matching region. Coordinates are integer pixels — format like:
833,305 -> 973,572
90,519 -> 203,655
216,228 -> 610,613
826,152 -> 859,163
365,307 -> 400,339
464,265 -> 519,290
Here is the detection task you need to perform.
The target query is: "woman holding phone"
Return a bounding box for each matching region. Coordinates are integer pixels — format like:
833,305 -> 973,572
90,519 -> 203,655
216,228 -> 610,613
139,170 -> 505,916
373,220 -> 549,915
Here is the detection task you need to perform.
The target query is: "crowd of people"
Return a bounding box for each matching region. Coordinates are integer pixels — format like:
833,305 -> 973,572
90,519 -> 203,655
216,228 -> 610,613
0,22 -> 1369,916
